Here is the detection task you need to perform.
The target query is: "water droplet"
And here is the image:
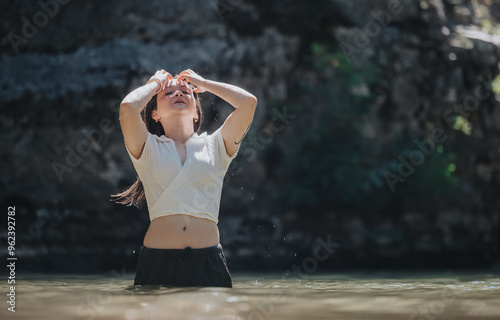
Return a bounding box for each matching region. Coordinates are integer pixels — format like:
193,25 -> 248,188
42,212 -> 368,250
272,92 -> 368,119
283,237 -> 286,241
251,197 -> 254,200
272,224 -> 275,228
240,187 -> 244,190
268,246 -> 271,250
133,250 -> 135,254
294,253 -> 297,257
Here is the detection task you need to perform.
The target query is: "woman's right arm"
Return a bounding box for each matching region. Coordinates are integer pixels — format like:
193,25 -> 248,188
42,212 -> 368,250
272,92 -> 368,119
119,70 -> 171,159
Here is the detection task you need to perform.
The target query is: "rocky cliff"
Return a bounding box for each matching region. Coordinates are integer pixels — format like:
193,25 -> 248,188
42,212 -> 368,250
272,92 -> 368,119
1,0 -> 499,274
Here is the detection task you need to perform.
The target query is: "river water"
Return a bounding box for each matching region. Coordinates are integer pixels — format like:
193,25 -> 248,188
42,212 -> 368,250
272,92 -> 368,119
2,271 -> 499,319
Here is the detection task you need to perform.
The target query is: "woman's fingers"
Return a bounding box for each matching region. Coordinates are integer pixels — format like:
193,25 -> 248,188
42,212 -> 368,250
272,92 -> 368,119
178,71 -> 190,79
193,87 -> 206,93
178,74 -> 192,84
179,69 -> 195,76
153,70 -> 172,86
177,69 -> 206,93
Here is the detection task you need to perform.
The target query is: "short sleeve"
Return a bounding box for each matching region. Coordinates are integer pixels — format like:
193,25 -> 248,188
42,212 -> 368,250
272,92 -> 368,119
213,126 -> 240,167
124,132 -> 153,172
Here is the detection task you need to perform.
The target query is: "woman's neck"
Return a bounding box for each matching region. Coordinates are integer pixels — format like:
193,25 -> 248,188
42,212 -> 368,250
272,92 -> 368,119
162,119 -> 195,144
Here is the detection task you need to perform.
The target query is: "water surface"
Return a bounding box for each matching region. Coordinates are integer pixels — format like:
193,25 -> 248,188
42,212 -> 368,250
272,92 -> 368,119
2,271 -> 500,319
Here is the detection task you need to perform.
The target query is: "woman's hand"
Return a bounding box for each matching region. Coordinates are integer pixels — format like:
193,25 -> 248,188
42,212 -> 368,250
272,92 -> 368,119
148,69 -> 173,91
178,69 -> 208,93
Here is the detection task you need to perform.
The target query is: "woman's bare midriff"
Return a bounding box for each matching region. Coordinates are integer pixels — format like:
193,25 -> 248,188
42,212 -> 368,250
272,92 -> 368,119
143,214 -> 220,249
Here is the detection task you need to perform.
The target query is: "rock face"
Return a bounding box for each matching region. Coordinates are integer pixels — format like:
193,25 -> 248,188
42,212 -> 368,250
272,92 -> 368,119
1,0 -> 499,273
0,0 -> 300,273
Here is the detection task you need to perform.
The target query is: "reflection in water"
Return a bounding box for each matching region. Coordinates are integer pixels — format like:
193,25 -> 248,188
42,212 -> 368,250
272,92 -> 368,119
2,272 -> 500,319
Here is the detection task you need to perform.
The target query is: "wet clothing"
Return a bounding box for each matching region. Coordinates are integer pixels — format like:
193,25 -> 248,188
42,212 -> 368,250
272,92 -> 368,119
125,126 -> 239,224
133,243 -> 232,287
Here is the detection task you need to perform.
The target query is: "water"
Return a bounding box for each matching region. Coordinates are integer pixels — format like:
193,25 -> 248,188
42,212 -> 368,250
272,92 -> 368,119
2,271 -> 500,319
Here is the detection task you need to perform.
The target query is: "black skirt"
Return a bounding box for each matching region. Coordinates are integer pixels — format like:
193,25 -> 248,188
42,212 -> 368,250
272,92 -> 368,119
133,243 -> 232,288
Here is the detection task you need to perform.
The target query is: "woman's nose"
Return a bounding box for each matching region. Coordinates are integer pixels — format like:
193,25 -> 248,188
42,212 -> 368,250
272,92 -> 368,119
174,91 -> 183,97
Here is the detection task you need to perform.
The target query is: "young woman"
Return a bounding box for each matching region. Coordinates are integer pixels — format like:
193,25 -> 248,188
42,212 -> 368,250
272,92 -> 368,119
112,69 -> 257,287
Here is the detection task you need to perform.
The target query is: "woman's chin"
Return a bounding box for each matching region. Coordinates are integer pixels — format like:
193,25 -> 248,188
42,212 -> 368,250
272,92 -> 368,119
171,103 -> 189,109
168,106 -> 186,112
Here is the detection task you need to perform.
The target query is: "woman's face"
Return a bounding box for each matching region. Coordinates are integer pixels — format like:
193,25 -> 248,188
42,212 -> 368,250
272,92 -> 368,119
153,79 -> 197,122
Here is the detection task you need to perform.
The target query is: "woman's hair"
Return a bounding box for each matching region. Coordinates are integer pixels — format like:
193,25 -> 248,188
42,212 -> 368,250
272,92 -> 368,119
110,75 -> 204,208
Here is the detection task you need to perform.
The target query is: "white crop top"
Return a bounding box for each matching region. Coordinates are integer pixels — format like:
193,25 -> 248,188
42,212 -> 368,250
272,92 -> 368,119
124,126 -> 240,224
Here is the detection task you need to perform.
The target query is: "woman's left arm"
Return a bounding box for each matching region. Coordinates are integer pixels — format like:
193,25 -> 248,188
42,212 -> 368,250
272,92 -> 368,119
178,70 -> 257,158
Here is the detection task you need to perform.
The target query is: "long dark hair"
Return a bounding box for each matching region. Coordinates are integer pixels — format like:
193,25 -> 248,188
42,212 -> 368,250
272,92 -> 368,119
110,76 -> 204,208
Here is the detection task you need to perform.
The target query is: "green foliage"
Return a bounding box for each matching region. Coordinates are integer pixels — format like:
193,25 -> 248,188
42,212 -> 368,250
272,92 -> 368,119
269,42 -> 459,213
391,145 -> 460,197
452,115 -> 471,135
279,43 -> 385,207
492,75 -> 500,95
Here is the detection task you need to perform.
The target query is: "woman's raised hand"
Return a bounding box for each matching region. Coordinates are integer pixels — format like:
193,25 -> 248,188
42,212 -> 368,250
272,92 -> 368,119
148,69 -> 172,91
178,69 -> 207,93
